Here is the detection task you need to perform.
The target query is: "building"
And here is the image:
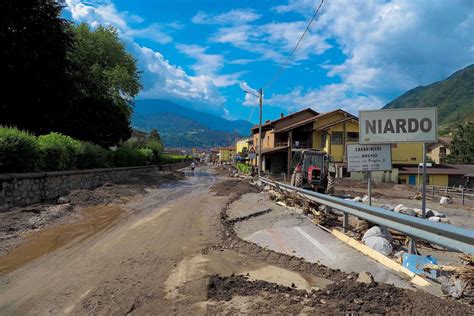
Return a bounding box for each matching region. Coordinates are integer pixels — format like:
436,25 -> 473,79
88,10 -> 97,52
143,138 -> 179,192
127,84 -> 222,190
427,137 -> 452,164
129,128 -> 148,142
250,108 -> 426,182
219,146 -> 236,163
398,164 -> 474,187
235,137 -> 251,155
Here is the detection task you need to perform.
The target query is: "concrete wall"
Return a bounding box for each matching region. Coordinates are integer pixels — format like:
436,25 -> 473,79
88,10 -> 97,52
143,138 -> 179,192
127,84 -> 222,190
0,162 -> 190,211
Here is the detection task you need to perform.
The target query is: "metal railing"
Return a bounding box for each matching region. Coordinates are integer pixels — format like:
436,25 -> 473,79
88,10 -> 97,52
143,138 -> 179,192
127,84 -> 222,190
259,177 -> 474,254
425,185 -> 474,205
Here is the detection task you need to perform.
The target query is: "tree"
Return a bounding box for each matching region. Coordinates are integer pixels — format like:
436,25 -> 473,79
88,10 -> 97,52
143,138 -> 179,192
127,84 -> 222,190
148,129 -> 162,142
0,0 -> 74,134
445,121 -> 474,164
62,23 -> 141,146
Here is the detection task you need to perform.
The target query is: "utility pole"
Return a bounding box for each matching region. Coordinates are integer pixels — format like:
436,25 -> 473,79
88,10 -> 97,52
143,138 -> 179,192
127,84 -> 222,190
258,88 -> 263,177
241,87 -> 264,177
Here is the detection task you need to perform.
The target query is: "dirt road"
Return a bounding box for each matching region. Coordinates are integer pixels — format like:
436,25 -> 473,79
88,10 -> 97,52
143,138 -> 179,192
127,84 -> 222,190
0,166 -> 470,314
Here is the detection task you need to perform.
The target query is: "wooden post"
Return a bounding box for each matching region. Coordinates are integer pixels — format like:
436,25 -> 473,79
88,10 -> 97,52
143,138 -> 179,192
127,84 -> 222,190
462,187 -> 465,205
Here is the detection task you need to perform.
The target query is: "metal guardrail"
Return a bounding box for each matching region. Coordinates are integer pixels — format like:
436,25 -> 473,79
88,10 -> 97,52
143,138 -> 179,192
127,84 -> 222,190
259,177 -> 474,255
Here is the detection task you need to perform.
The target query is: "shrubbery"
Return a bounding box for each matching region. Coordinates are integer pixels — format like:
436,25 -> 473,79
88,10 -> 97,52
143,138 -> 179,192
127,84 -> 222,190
38,132 -> 82,171
0,127 -> 40,173
0,127 -> 182,173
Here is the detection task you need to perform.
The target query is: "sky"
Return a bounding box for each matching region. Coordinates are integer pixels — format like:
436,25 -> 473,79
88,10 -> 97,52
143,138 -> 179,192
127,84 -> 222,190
63,0 -> 474,123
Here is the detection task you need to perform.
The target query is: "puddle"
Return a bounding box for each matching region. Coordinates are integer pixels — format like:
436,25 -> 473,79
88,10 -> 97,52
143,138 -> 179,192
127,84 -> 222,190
0,205 -> 124,276
244,265 -> 333,291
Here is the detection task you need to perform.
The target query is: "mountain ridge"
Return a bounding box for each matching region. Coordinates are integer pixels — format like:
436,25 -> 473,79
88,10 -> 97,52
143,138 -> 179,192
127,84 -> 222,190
383,64 -> 474,126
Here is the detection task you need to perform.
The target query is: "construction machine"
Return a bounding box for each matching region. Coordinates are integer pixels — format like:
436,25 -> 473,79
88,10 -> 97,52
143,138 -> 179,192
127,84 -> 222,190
290,149 -> 335,194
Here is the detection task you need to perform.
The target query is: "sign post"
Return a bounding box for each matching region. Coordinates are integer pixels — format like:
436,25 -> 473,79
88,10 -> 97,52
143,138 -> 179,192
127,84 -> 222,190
347,144 -> 392,206
360,108 -> 438,218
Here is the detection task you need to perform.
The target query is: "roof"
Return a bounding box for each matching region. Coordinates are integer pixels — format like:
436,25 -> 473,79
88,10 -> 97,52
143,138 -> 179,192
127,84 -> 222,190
251,108 -> 318,132
398,164 -> 474,175
428,137 -> 452,150
273,109 -> 357,133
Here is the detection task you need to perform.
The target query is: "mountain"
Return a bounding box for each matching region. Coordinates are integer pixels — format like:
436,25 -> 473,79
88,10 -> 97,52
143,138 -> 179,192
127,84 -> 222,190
383,64 -> 474,127
133,99 -> 253,135
131,99 -> 253,148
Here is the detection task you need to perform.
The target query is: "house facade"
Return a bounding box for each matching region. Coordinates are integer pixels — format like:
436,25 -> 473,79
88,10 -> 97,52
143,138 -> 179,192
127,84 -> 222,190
250,108 -> 426,182
427,137 -> 452,164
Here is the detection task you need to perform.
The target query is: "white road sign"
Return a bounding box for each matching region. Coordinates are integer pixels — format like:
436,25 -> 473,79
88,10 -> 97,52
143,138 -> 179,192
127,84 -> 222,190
359,108 -> 437,144
347,144 -> 392,172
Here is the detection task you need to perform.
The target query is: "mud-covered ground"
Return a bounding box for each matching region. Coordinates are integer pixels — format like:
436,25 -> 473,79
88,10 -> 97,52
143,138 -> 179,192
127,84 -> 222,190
0,171 -> 184,256
0,166 -> 471,314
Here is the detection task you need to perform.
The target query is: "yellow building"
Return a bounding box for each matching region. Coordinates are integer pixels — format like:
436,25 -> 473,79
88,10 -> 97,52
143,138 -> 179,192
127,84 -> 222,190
219,147 -> 236,162
427,137 -> 452,164
235,137 -> 251,155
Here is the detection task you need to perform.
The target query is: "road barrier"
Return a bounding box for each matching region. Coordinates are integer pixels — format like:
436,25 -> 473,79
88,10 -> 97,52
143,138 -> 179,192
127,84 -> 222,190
259,177 -> 474,255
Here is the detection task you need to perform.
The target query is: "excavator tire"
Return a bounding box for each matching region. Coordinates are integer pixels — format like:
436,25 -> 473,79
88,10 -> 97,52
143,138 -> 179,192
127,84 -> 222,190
325,174 -> 335,195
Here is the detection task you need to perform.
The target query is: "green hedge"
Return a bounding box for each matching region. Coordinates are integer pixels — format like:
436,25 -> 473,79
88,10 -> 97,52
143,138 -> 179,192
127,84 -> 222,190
0,127 -> 182,173
0,127 -> 40,173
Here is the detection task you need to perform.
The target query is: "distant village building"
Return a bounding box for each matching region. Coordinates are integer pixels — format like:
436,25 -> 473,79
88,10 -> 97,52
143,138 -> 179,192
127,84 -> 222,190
129,128 -> 148,142
219,147 -> 236,163
427,137 -> 452,164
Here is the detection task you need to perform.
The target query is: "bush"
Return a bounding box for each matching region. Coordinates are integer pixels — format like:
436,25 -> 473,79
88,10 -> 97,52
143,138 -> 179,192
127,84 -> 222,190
37,132 -> 82,171
159,154 -> 189,164
113,144 -> 143,167
77,142 -> 111,169
138,147 -> 155,165
145,140 -> 163,161
0,127 -> 40,173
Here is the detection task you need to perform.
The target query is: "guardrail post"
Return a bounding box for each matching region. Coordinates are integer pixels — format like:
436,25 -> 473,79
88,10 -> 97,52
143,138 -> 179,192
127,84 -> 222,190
462,187 -> 465,205
343,212 -> 348,233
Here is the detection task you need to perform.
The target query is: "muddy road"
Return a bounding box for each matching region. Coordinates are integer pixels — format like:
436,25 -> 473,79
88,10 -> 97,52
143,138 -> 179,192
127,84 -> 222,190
0,166 -> 470,314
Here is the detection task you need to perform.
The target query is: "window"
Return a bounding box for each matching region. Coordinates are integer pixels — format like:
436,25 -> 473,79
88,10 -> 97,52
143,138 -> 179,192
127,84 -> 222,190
440,147 -> 446,154
347,132 -> 359,142
267,136 -> 270,146
321,133 -> 327,148
331,132 -> 343,145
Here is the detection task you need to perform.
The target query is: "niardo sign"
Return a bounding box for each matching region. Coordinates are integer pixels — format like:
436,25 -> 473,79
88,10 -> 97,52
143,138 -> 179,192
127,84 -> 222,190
359,108 -> 437,144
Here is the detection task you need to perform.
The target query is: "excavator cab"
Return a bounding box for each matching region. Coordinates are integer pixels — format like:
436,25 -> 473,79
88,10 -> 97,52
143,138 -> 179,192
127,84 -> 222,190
290,149 -> 334,194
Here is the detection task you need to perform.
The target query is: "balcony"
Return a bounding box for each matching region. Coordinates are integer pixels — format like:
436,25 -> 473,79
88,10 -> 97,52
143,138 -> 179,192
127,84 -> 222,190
274,140 -> 310,148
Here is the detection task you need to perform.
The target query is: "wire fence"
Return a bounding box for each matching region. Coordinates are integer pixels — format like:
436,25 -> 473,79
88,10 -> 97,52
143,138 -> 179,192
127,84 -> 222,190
426,185 -> 474,205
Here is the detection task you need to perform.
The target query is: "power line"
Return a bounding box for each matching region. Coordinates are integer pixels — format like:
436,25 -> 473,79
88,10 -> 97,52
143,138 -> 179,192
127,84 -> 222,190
262,0 -> 326,89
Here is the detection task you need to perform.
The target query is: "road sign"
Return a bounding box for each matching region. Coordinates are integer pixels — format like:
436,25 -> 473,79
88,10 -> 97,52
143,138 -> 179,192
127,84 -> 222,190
347,144 -> 392,172
359,108 -> 437,144
248,152 -> 256,160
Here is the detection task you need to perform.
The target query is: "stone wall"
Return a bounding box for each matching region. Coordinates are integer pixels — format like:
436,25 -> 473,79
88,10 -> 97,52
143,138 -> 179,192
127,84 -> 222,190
0,162 -> 190,211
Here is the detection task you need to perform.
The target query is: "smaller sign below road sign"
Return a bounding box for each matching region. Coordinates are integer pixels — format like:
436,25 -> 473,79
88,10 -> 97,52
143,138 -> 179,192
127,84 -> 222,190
347,144 -> 392,172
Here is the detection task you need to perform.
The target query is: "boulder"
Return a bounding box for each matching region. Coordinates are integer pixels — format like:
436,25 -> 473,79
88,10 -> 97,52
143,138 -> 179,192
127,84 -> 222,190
379,204 -> 394,211
364,236 -> 393,255
362,226 -> 393,242
394,204 -> 405,212
428,216 -> 441,222
439,196 -> 452,205
395,206 -> 417,217
263,185 -> 271,191
353,197 -> 363,202
356,271 -> 374,284
426,209 -> 446,218
57,196 -> 70,204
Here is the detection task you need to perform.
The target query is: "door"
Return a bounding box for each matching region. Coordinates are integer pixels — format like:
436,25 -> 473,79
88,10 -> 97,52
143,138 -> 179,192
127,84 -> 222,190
408,175 -> 416,185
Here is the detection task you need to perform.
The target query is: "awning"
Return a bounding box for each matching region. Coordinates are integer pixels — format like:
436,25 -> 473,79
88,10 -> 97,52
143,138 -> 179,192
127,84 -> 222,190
260,146 -> 288,155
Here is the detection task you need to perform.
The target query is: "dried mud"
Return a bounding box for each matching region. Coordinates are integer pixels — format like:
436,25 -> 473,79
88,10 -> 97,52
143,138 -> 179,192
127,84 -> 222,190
207,178 -> 473,314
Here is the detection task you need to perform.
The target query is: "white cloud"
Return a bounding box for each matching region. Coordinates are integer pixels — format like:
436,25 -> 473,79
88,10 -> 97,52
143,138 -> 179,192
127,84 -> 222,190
210,20 -> 331,64
176,44 -> 244,87
240,82 -> 260,106
192,9 -> 261,25
266,83 -> 383,115
275,0 -> 474,99
65,0 -> 226,114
